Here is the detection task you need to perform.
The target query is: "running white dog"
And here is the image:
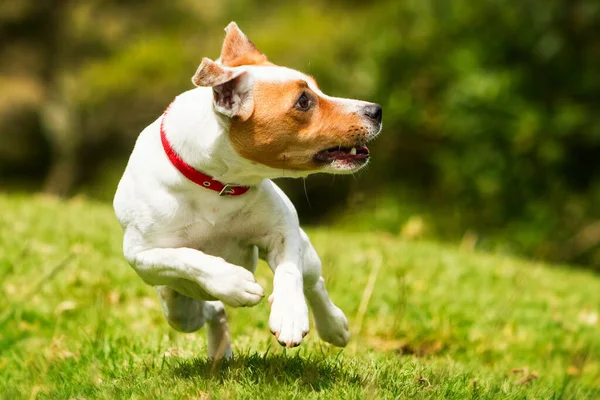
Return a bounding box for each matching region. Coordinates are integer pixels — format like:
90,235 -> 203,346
113,22 -> 382,359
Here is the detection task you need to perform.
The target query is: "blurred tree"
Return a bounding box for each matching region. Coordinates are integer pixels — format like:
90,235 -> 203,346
1,0 -> 599,267
363,0 -> 600,265
0,0 -> 209,194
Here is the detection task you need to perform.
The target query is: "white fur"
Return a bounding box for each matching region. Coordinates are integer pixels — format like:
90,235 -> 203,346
113,65 -> 379,358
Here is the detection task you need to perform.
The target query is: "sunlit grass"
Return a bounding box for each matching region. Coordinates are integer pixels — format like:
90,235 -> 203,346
1,194 -> 598,399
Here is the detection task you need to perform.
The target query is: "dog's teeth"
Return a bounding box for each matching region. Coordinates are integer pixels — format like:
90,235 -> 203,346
350,147 -> 357,155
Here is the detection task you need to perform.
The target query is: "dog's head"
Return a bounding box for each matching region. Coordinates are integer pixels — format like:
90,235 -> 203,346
192,22 -> 382,175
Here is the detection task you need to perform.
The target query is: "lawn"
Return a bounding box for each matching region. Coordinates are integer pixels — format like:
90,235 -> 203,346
0,193 -> 598,399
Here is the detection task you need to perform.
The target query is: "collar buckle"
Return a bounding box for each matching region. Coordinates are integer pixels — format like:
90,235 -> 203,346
219,184 -> 237,196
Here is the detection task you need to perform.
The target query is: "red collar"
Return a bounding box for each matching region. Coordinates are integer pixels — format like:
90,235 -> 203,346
160,106 -> 251,197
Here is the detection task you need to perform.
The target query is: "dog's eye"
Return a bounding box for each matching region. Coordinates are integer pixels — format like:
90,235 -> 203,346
295,92 -> 312,111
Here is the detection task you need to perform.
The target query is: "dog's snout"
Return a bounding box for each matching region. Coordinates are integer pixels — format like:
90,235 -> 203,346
362,104 -> 382,124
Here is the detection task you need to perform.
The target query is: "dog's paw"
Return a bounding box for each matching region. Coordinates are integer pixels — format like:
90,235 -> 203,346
268,292 -> 309,348
203,263 -> 264,307
314,305 -> 350,347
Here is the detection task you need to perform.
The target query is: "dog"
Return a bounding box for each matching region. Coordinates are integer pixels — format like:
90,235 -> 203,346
113,22 -> 382,360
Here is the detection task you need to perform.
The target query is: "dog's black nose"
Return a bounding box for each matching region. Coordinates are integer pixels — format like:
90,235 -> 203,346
363,104 -> 382,124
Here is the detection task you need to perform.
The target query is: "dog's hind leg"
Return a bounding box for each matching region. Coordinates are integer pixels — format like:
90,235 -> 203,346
157,285 -> 206,333
156,286 -> 232,359
204,301 -> 233,360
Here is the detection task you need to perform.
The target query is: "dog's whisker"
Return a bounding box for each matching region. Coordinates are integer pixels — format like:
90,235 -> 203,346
303,178 -> 312,210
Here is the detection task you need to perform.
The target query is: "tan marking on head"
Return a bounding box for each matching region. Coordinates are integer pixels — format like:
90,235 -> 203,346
220,22 -> 272,67
228,79 -> 368,170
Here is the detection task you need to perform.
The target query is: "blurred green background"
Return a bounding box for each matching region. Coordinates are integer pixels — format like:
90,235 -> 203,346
1,0 -> 599,269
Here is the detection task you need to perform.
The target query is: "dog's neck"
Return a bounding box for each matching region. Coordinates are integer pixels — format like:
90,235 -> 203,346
162,87 -> 265,186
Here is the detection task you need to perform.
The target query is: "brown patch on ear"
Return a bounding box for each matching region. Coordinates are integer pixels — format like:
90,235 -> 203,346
192,57 -> 239,87
220,22 -> 271,67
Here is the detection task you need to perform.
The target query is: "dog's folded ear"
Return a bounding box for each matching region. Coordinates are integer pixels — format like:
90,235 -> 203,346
220,22 -> 268,67
192,57 -> 254,121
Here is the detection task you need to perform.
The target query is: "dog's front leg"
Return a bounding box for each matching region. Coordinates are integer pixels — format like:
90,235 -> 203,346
262,231 -> 310,348
126,245 -> 264,307
299,229 -> 350,347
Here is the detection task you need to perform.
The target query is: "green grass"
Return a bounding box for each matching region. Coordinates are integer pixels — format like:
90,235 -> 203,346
0,193 -> 599,399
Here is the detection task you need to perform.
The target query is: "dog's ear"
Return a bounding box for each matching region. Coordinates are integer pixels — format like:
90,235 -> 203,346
220,22 -> 268,67
192,57 -> 254,120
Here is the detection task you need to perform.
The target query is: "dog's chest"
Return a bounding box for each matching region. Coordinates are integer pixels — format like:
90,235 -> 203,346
166,197 -> 263,260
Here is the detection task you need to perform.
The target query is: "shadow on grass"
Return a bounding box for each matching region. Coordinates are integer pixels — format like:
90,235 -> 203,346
171,351 -> 363,391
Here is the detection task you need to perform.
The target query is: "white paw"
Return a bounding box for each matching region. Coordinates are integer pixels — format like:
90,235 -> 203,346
268,292 -> 310,348
314,305 -> 350,347
203,262 -> 264,307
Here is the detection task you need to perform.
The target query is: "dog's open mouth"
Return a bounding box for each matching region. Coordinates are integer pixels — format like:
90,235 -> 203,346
314,145 -> 370,164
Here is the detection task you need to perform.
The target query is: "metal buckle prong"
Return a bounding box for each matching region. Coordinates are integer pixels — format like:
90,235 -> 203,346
219,184 -> 236,196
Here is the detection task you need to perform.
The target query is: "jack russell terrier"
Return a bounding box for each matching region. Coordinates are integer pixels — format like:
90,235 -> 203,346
113,22 -> 382,360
